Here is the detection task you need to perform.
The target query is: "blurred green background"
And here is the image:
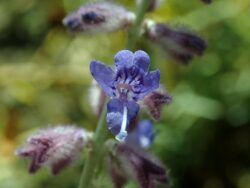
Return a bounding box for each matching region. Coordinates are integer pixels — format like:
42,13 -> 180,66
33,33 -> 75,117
0,0 -> 250,188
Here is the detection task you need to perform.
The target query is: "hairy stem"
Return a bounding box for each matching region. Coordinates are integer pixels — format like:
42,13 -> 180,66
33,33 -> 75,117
78,105 -> 108,188
126,0 -> 151,50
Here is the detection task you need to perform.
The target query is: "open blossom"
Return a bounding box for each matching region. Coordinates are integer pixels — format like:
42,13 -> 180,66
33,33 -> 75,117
63,2 -> 135,34
16,126 -> 92,175
90,50 -> 160,141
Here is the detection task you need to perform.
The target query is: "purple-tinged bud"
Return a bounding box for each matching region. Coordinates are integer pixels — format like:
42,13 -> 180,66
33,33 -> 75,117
63,2 -> 135,34
136,0 -> 163,12
108,156 -> 128,188
116,144 -> 170,188
145,21 -> 207,64
16,126 -> 93,175
126,120 -> 155,149
202,0 -> 212,4
142,87 -> 172,120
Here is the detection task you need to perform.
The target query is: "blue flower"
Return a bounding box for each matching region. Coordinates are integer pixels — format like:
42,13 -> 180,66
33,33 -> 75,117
90,50 -> 160,141
125,120 -> 155,149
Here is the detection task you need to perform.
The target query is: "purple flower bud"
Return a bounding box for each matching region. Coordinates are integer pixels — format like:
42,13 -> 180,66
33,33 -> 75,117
126,120 -> 155,149
145,22 -> 207,64
16,126 -> 92,175
108,156 -> 128,188
136,0 -> 163,12
142,87 -> 172,120
63,2 -> 135,34
116,144 -> 170,188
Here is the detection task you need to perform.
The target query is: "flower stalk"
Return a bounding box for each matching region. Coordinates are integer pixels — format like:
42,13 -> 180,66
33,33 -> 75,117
78,104 -> 108,188
126,0 -> 151,50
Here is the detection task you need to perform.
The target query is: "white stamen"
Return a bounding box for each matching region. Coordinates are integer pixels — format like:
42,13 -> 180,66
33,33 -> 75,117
115,106 -> 128,142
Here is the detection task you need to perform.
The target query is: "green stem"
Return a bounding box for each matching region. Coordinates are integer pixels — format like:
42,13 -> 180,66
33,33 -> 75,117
126,0 -> 151,50
78,105 -> 108,188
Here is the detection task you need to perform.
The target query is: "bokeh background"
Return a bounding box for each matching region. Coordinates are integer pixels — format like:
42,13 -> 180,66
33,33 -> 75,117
0,0 -> 250,187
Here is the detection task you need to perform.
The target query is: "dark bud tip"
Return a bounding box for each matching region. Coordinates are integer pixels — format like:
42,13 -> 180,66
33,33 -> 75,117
62,16 -> 82,32
202,0 -> 212,4
176,32 -> 207,55
81,11 -> 105,24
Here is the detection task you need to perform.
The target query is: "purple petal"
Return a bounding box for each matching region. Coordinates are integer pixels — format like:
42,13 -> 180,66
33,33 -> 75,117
106,99 -> 139,135
90,61 -> 115,97
133,50 -> 150,72
114,50 -> 134,70
138,70 -> 160,100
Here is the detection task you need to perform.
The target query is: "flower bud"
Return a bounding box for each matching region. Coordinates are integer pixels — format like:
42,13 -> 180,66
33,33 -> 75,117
16,126 -> 93,175
125,120 -> 155,149
142,87 -> 172,120
116,144 -> 170,188
145,21 -> 207,64
63,2 -> 136,34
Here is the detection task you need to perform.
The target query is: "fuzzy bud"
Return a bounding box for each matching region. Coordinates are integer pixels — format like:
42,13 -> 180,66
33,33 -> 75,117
116,144 -> 170,188
145,21 -> 207,64
63,2 -> 135,34
142,87 -> 172,120
16,126 -> 93,175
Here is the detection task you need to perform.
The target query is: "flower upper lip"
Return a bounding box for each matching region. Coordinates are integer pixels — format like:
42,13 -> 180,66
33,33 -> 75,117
90,50 -> 160,101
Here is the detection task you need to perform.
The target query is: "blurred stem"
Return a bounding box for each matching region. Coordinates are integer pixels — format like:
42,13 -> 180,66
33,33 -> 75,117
78,103 -> 108,188
126,0 -> 150,50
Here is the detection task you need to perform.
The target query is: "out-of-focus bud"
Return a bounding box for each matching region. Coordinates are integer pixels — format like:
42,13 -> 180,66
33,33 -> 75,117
88,80 -> 106,116
116,144 -> 170,188
145,21 -> 207,64
136,0 -> 164,12
125,120 -> 155,149
63,2 -> 136,34
142,86 -> 172,120
108,156 -> 128,188
202,0 -> 212,4
16,126 -> 93,175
